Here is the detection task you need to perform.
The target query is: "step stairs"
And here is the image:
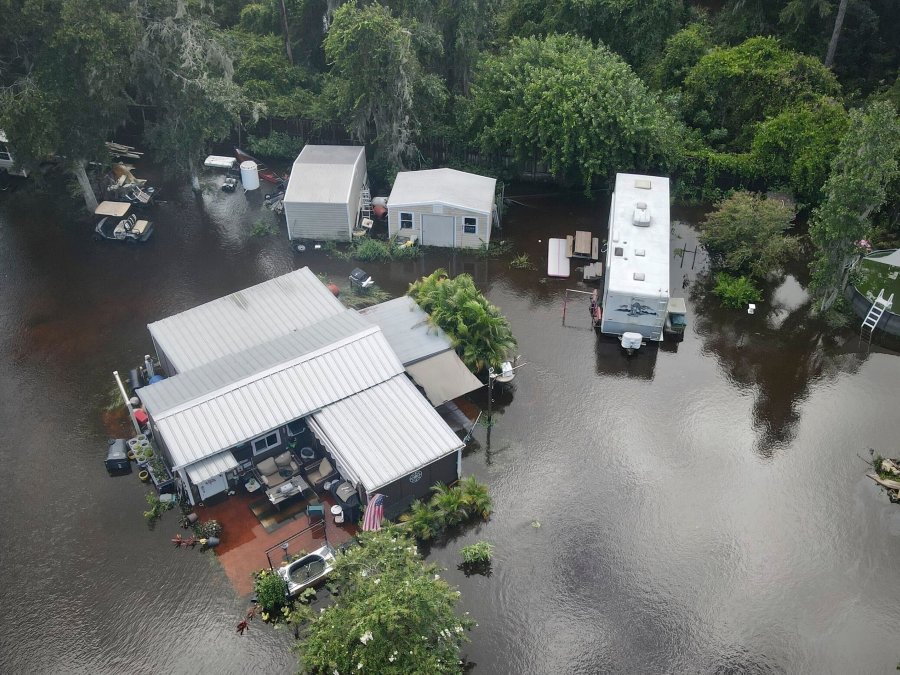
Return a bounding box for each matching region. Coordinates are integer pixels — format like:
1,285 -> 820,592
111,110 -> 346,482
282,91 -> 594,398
860,288 -> 894,351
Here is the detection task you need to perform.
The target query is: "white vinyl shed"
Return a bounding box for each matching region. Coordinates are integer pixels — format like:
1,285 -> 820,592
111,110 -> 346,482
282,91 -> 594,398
283,145 -> 367,242
387,169 -> 497,249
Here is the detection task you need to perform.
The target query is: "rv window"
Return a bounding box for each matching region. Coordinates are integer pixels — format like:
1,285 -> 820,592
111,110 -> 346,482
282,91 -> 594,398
614,247 -> 624,257
287,419 -> 306,436
633,272 -> 645,281
463,217 -> 477,234
252,430 -> 281,456
635,249 -> 646,256
400,212 -> 413,229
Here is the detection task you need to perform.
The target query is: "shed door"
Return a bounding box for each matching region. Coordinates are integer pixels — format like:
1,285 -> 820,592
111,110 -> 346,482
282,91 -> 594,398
422,214 -> 455,247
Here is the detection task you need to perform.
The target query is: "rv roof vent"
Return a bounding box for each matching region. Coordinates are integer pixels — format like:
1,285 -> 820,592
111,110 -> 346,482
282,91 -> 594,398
633,272 -> 645,281
614,247 -> 624,257
633,202 -> 651,226
635,248 -> 646,256
635,179 -> 652,190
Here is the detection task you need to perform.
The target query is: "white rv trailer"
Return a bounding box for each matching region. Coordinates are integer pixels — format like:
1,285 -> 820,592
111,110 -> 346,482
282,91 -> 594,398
600,173 -> 670,347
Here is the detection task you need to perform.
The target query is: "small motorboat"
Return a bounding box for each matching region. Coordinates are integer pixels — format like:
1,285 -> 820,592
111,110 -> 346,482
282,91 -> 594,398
234,148 -> 286,186
277,544 -> 336,597
92,201 -> 154,243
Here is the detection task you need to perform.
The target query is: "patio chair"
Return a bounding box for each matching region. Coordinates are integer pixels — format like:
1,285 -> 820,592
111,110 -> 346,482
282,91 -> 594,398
303,456 -> 338,489
258,451 -> 300,489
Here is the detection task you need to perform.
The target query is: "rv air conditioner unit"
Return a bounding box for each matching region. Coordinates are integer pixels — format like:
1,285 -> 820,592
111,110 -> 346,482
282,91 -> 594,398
633,201 -> 651,226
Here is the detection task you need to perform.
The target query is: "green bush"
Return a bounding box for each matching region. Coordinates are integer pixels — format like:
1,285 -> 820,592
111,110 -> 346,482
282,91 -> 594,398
194,520 -> 222,539
253,568 -> 288,613
247,131 -> 304,160
399,479 -> 492,541
352,238 -> 392,262
712,272 -> 761,309
509,253 -> 534,269
460,541 -> 493,565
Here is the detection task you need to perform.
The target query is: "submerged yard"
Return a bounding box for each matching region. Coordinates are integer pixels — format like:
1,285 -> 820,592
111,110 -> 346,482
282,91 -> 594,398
2,175 -> 900,673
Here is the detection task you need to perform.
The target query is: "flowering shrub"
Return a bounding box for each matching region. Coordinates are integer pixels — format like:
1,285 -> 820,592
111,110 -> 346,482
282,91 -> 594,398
253,569 -> 288,614
297,530 -> 474,674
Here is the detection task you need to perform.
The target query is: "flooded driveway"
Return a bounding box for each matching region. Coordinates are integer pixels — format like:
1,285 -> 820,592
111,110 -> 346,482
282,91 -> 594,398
2,173 -> 900,674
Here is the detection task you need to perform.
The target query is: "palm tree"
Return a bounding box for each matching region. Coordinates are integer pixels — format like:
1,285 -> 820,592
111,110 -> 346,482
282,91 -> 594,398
408,270 -> 517,374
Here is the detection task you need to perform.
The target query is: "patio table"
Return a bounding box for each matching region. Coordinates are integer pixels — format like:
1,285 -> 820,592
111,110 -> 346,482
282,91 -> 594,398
266,475 -> 310,509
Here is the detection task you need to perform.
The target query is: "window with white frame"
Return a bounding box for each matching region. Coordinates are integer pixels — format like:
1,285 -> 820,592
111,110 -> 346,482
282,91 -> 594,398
463,217 -> 477,234
0,145 -> 10,162
251,430 -> 280,456
400,212 -> 413,229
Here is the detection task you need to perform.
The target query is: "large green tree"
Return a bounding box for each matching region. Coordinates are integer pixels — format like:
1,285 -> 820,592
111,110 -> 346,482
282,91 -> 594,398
0,0 -> 139,210
321,1 -> 446,169
296,530 -> 474,674
809,101 -> 900,310
681,36 -> 840,150
134,0 -> 247,190
467,34 -> 681,193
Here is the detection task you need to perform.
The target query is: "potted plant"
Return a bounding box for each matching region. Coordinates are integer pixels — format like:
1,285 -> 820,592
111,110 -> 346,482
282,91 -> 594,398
139,469 -> 150,482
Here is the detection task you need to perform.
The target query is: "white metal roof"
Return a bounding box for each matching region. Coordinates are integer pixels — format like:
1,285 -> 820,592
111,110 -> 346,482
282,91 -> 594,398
186,451 -> 238,484
140,310 -> 370,415
310,375 -> 465,492
606,174 -> 671,296
147,267 -> 346,372
359,296 -> 452,365
150,326 -> 404,472
388,169 -> 496,214
284,145 -> 365,205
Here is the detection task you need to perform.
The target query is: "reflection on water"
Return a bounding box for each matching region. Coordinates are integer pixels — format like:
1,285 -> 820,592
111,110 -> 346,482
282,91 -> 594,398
2,176 -> 900,673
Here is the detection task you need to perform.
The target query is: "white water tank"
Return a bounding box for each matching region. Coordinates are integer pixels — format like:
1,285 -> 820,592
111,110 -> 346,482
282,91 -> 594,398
240,161 -> 259,190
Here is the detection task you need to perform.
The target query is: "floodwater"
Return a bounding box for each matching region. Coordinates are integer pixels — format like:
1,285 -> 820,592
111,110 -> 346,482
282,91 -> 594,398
2,169 -> 900,674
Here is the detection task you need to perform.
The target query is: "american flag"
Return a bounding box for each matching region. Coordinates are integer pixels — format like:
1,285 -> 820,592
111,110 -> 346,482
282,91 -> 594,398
362,494 -> 385,531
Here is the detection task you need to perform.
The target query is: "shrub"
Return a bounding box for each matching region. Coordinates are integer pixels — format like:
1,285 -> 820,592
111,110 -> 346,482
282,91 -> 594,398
250,219 -> 277,237
460,541 -> 493,565
247,131 -> 304,160
712,273 -> 761,309
352,238 -> 392,262
194,520 -> 222,539
253,568 -> 288,613
509,253 -> 534,270
399,479 -> 492,541
700,191 -> 798,280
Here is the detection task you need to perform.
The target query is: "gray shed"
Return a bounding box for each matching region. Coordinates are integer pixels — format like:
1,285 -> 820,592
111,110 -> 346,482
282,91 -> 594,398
283,145 -> 367,242
387,168 -> 497,249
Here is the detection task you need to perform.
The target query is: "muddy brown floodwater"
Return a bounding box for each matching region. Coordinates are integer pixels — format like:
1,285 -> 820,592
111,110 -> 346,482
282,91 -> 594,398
2,170 -> 900,674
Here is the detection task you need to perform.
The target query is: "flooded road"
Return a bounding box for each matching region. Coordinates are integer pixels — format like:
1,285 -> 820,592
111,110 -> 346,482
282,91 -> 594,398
2,173 -> 900,674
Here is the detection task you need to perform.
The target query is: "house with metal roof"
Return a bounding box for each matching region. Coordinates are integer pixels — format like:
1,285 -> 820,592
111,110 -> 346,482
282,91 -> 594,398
138,267 -> 470,516
359,296 -> 481,406
282,145 -> 367,242
387,168 -> 497,248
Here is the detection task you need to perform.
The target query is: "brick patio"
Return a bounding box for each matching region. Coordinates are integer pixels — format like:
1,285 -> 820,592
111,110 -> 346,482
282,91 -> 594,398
194,489 -> 357,596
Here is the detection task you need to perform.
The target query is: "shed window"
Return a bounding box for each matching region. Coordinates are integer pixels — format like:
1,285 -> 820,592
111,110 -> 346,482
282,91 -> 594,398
463,217 -> 477,234
0,145 -> 10,162
286,419 -> 306,437
251,430 -> 280,456
614,247 -> 624,257
400,212 -> 413,229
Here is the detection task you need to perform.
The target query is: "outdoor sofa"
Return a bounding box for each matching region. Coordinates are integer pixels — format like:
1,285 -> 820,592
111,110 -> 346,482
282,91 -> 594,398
257,451 -> 300,489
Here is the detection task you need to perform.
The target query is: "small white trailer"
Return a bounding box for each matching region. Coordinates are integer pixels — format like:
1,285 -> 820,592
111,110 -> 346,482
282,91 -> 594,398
600,174 -> 671,349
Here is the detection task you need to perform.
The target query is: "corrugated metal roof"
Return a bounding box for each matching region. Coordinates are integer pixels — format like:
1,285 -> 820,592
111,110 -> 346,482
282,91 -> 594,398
359,296 -> 452,365
140,310 -> 370,416
147,267 -> 346,373
285,145 -> 365,204
152,327 -> 404,471
388,169 -> 496,214
186,451 -> 238,484
310,375 -> 464,492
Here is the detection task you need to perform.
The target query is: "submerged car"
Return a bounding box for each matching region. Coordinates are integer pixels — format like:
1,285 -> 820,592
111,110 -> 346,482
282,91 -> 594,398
93,201 -> 154,243
276,543 -> 336,597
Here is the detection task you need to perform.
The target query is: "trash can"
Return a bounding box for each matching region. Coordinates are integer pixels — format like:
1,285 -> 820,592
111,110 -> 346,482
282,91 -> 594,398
330,504 -> 344,524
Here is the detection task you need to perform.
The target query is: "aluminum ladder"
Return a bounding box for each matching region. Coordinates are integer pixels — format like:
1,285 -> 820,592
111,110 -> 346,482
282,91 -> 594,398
360,185 -> 372,221
860,288 -> 893,351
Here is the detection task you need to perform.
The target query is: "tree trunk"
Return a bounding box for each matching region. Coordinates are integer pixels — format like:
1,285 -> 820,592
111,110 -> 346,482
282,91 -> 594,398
279,0 -> 294,65
188,157 -> 201,192
825,0 -> 849,68
73,160 -> 98,212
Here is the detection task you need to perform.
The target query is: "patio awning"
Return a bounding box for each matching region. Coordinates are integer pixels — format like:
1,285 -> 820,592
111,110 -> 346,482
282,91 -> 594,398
406,350 -> 483,406
185,450 -> 238,483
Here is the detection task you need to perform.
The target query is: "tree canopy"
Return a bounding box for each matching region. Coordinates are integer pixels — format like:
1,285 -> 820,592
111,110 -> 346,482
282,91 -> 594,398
296,530 -> 474,675
467,34 -> 681,193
